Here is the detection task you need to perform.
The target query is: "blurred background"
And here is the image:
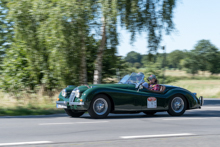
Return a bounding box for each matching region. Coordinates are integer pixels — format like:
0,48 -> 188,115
0,0 -> 220,116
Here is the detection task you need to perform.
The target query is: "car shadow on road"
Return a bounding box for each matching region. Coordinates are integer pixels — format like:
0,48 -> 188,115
1,99 -> 219,119
1,109 -> 219,119
81,109 -> 220,120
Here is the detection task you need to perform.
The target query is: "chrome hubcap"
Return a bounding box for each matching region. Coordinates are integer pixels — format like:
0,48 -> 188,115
93,98 -> 108,115
171,97 -> 184,113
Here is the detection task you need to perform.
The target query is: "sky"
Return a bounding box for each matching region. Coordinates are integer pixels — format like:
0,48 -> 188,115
117,0 -> 220,56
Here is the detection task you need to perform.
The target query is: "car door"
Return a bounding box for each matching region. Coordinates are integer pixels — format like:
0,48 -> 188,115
137,88 -> 167,111
113,89 -> 143,111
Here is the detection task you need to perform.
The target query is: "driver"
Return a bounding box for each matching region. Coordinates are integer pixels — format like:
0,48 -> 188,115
142,74 -> 160,91
148,74 -> 160,91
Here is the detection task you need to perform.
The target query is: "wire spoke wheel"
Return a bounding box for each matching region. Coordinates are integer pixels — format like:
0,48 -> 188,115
88,94 -> 111,119
93,98 -> 108,115
171,97 -> 184,113
168,95 -> 187,116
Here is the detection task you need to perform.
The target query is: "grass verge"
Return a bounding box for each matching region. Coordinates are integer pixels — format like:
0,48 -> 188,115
0,90 -> 65,116
169,80 -> 220,98
0,107 -> 64,116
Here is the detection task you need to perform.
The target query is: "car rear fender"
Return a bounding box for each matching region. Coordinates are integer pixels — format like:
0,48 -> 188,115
164,88 -> 199,109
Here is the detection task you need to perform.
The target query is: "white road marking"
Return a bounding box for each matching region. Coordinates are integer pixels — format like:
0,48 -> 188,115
201,107 -> 220,109
0,141 -> 52,146
163,117 -> 218,121
39,121 -> 109,125
120,133 -> 195,139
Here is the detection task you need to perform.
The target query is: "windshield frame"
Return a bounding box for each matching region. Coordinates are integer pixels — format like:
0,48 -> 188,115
118,72 -> 145,88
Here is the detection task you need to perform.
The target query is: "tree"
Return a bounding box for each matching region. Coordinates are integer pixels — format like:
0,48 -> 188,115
2,0 -> 97,91
192,40 -> 220,74
125,51 -> 142,65
182,52 -> 199,75
118,0 -> 176,53
93,0 -> 118,84
94,0 -> 177,84
1,0 -> 177,92
0,0 -> 13,65
167,50 -> 187,69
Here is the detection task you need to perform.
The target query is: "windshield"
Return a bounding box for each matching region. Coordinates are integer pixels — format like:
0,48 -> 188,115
118,73 -> 145,85
118,75 -> 130,84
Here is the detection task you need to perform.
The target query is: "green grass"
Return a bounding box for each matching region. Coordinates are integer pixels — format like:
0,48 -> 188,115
0,106 -> 64,116
169,80 -> 220,98
0,90 -> 65,116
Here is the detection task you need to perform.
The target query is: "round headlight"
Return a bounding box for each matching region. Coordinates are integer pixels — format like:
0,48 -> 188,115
75,90 -> 81,98
61,89 -> 67,97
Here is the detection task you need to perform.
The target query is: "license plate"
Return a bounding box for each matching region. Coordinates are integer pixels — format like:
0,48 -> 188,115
56,104 -> 67,109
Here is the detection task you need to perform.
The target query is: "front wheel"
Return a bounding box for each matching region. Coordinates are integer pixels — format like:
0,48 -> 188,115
64,109 -> 84,117
88,94 -> 111,119
167,95 -> 187,116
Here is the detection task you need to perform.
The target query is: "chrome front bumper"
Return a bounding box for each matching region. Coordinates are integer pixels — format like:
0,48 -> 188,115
56,101 -> 68,108
56,101 -> 84,109
69,102 -> 84,106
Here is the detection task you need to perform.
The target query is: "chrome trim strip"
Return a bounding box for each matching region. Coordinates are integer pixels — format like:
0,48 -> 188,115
69,102 -> 84,106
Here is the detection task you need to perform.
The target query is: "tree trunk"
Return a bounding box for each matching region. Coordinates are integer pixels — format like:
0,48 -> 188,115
93,17 -> 106,84
79,30 -> 87,85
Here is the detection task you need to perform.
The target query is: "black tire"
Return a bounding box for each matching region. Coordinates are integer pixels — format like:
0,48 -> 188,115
143,111 -> 157,116
88,94 -> 111,119
64,109 -> 84,117
167,94 -> 187,116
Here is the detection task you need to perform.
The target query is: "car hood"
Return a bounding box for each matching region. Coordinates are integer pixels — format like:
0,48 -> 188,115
64,84 -> 184,95
78,83 -> 133,92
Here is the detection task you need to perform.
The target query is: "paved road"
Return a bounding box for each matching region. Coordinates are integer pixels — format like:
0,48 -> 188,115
0,98 -> 220,147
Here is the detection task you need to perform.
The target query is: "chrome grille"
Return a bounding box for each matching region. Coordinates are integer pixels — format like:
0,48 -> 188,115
69,88 -> 77,103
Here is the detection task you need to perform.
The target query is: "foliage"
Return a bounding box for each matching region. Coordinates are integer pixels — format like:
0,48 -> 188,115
192,40 -> 220,74
0,0 -> 13,65
118,0 -> 176,53
0,0 -> 177,94
125,51 -> 142,65
141,62 -> 176,84
166,50 -> 187,69
1,0 -> 97,92
124,40 -> 220,76
1,41 -> 36,93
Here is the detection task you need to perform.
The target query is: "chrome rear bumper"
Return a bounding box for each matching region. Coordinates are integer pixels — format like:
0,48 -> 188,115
199,96 -> 204,106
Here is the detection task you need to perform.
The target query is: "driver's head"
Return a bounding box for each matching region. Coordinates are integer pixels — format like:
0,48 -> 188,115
147,74 -> 157,84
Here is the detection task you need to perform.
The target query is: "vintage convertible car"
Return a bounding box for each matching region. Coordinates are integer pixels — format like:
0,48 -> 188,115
56,72 -> 203,118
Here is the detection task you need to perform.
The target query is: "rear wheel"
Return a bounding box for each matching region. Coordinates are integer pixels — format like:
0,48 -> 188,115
88,94 -> 111,119
167,95 -> 187,116
64,109 -> 84,117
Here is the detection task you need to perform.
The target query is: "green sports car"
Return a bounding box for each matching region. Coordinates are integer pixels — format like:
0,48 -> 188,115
56,72 -> 203,118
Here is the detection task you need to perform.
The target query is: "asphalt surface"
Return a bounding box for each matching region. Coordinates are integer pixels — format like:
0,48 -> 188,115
0,98 -> 220,147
